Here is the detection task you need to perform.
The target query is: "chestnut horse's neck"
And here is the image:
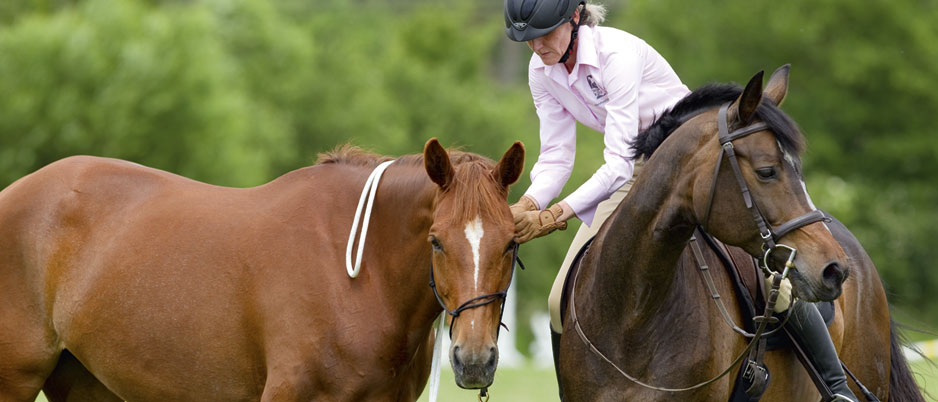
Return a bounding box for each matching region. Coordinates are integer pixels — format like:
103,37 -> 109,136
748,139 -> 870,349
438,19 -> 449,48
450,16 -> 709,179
275,160 -> 445,336
351,163 -> 444,326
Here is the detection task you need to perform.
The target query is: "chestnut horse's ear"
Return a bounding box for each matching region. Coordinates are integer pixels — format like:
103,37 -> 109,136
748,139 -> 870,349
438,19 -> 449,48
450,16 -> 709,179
493,141 -> 525,189
763,64 -> 790,107
732,70 -> 764,125
424,138 -> 454,189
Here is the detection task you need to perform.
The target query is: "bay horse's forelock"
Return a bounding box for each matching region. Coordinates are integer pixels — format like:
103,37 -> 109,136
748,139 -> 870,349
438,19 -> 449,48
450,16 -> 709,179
0,144 -> 519,402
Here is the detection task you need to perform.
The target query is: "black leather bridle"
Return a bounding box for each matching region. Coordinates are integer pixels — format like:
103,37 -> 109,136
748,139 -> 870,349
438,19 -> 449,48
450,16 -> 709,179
702,103 -> 831,276
428,243 -> 523,340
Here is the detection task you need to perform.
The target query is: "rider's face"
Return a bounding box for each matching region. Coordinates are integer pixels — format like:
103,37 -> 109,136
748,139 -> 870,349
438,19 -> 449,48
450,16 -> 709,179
526,10 -> 579,66
527,22 -> 573,66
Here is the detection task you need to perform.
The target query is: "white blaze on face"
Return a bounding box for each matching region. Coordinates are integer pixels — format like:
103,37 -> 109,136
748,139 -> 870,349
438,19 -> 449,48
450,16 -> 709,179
464,215 -> 484,292
800,179 -> 834,235
779,141 -> 798,171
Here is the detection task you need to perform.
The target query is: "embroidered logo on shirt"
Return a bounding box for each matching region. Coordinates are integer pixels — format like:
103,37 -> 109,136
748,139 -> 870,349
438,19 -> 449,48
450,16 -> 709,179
587,75 -> 608,100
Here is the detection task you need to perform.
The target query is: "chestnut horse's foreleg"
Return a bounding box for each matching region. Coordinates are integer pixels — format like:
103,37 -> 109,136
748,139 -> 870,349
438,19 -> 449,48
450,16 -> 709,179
0,280 -> 59,401
0,339 -> 56,401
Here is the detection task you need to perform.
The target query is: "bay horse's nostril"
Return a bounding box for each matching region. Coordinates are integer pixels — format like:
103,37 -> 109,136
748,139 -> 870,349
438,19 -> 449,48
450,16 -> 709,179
822,261 -> 847,288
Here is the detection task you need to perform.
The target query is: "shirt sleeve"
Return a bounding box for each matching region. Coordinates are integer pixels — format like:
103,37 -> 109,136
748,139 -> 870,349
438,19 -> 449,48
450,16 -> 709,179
562,49 -> 642,226
523,68 -> 577,210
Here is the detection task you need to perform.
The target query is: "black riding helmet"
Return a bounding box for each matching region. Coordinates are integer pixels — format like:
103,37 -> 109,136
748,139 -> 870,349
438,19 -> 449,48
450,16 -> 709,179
504,0 -> 581,42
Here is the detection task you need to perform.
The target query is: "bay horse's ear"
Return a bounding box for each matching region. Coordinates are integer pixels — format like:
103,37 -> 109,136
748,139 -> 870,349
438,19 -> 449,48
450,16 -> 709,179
493,141 -> 525,189
763,64 -> 790,107
424,138 -> 454,189
733,70 -> 764,125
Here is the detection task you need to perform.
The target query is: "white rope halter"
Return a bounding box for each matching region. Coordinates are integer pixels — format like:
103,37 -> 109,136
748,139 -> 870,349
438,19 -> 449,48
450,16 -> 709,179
345,160 -> 395,278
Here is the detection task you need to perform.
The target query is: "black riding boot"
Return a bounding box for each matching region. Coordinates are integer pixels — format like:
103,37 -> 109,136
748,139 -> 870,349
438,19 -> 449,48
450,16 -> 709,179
786,302 -> 858,402
551,327 -> 566,401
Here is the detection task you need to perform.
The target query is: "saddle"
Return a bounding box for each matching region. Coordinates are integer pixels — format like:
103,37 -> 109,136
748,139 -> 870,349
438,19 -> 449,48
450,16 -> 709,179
556,231 -> 835,402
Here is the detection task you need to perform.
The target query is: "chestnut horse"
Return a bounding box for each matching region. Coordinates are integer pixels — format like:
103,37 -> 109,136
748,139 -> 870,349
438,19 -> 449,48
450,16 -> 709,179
558,67 -> 923,401
0,138 -> 525,401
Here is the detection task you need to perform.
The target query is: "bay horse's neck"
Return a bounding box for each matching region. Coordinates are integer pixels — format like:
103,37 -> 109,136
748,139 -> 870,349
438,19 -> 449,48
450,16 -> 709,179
579,131 -> 705,337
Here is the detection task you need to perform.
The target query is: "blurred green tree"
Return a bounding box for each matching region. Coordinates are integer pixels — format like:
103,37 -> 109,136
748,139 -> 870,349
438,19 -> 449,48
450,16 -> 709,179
616,0 -> 938,324
0,0 -> 936,354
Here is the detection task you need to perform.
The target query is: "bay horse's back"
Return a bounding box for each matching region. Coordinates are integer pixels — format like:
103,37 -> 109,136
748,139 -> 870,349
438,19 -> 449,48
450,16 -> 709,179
825,215 -> 923,402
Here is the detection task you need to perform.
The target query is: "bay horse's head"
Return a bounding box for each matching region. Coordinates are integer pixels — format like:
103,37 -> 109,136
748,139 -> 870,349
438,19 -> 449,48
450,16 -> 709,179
423,138 -> 524,389
685,66 -> 849,301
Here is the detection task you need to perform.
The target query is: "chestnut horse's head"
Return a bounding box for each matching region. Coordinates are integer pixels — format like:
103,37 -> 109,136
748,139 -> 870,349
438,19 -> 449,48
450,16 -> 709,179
422,139 -> 524,389
686,65 -> 849,301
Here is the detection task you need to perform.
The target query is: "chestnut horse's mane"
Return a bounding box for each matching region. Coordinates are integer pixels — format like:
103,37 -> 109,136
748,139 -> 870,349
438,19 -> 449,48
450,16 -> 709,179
317,144 -> 506,222
317,144 -> 494,168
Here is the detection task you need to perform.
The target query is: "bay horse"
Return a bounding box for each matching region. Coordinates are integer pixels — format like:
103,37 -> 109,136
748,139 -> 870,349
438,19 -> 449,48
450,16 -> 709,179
558,66 -> 923,401
0,138 -> 525,401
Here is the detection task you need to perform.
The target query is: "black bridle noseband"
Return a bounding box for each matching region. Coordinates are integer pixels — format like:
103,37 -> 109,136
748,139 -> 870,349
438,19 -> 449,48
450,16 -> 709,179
428,243 -> 523,340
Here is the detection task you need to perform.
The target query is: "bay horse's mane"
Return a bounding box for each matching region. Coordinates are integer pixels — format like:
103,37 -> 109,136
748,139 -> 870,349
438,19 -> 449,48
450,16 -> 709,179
317,144 -> 506,222
632,83 -> 806,169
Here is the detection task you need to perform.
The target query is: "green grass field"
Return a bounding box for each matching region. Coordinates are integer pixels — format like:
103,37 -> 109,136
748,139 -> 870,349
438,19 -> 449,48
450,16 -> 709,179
32,360 -> 935,401
415,361 -> 938,401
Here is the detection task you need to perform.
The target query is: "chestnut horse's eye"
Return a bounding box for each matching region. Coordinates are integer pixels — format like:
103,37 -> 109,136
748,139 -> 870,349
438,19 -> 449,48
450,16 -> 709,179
429,236 -> 443,252
755,167 -> 778,180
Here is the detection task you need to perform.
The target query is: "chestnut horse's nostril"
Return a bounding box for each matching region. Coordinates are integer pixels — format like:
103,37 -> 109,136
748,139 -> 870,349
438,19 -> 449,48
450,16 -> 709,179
486,347 -> 498,370
452,346 -> 463,369
822,261 -> 847,287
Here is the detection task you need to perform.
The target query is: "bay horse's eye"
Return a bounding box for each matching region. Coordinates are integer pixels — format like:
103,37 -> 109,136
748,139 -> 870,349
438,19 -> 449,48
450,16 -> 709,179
429,236 -> 443,252
755,167 -> 778,181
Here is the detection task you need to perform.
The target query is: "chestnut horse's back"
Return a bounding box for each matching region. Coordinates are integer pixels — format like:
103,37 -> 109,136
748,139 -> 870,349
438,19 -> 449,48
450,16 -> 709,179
0,156 -> 146,400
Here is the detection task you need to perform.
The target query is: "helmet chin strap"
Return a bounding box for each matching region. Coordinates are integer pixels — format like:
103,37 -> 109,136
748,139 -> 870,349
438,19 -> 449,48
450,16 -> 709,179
557,19 -> 579,64
558,5 -> 583,64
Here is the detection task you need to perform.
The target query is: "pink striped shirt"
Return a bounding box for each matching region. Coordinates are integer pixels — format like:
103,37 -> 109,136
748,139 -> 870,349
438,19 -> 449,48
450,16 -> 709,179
524,25 -> 689,225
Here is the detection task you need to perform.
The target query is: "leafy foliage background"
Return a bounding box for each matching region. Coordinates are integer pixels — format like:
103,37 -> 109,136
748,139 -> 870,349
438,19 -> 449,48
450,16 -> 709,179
2,0 -> 936,349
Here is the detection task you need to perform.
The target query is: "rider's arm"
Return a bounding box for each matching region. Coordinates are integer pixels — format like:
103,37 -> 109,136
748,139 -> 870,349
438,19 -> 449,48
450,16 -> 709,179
561,49 -> 643,226
523,63 -> 577,212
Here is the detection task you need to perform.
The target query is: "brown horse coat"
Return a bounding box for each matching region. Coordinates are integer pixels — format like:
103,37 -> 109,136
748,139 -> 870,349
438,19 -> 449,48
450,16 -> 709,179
557,67 -> 921,401
0,139 -> 525,402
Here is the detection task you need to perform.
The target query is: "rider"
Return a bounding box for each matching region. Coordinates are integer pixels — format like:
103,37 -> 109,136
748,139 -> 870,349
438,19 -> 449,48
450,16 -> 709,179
503,1 -> 858,401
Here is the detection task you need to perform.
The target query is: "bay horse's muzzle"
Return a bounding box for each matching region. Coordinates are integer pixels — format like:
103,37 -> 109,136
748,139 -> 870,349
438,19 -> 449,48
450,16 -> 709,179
451,344 -> 498,389
788,259 -> 848,302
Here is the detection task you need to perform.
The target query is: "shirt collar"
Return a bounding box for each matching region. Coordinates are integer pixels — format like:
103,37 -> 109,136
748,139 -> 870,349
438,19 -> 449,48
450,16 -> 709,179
575,25 -> 599,68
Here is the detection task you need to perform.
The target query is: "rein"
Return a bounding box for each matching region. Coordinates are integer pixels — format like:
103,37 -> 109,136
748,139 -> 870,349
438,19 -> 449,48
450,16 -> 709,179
568,102 -> 832,394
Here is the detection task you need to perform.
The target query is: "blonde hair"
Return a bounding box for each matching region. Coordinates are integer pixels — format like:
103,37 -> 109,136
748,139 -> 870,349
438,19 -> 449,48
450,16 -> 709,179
580,3 -> 607,27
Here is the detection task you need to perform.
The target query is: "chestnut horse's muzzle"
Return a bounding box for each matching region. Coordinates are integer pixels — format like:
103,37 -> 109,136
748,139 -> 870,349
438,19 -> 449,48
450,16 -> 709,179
451,344 -> 498,389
